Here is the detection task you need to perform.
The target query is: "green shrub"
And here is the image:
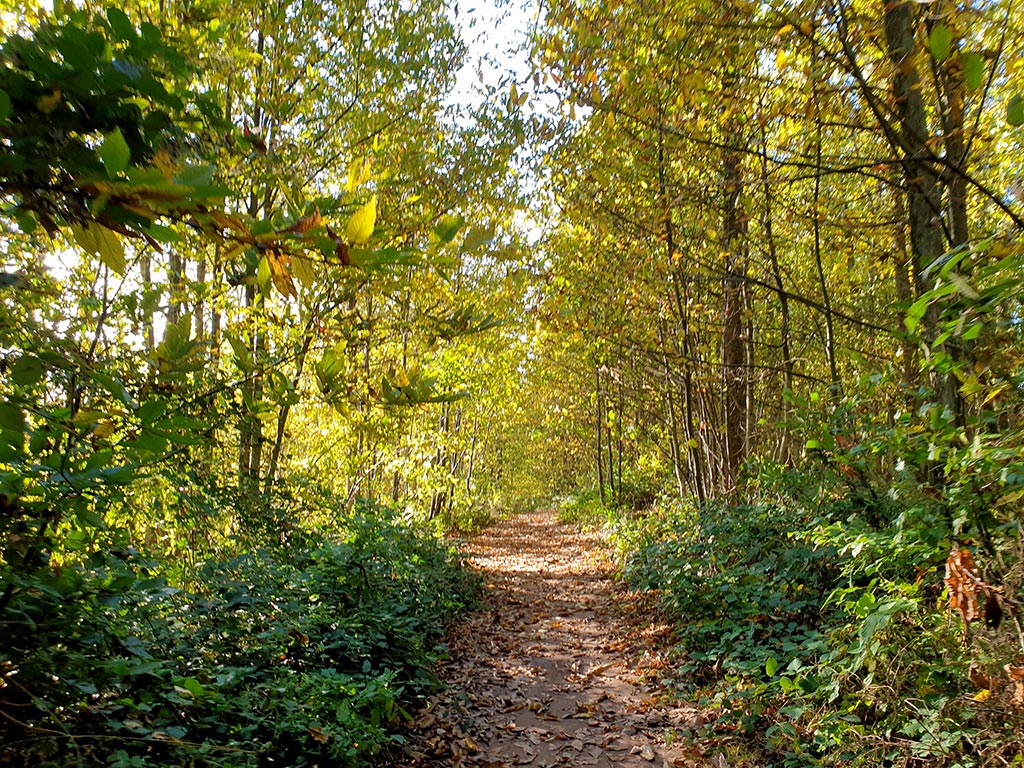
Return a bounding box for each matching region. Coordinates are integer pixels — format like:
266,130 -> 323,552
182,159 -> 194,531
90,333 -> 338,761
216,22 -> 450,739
1,500 -> 480,767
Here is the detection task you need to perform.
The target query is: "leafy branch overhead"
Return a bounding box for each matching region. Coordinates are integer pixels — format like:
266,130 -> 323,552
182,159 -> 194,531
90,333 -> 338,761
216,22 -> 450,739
0,10 -> 383,295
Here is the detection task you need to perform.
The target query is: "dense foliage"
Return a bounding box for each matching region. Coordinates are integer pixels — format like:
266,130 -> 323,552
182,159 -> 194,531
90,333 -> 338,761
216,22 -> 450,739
2,500 -> 479,766
0,2 -> 506,765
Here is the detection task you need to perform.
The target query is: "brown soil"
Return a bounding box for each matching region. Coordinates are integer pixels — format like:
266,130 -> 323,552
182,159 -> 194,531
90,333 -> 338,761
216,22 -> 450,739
402,508 -> 714,768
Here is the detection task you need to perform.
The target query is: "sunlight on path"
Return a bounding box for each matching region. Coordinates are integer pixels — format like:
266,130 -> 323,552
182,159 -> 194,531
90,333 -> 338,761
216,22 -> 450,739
403,509 -> 714,768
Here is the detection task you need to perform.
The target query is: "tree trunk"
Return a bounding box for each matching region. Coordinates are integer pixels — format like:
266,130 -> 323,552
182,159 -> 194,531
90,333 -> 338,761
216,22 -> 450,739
595,362 -> 606,504
882,0 -> 962,422
721,143 -> 747,493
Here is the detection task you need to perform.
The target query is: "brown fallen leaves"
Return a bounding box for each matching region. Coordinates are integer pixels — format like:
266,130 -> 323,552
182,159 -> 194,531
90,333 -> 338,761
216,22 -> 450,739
400,510 -> 715,768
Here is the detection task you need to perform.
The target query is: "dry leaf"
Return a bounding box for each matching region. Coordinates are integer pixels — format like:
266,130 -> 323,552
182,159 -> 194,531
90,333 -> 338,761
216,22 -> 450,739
267,250 -> 297,299
1006,664 -> 1024,707
944,547 -> 980,624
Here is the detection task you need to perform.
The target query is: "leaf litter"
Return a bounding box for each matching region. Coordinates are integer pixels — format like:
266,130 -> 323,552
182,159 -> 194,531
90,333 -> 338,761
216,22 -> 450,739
402,509 -> 717,768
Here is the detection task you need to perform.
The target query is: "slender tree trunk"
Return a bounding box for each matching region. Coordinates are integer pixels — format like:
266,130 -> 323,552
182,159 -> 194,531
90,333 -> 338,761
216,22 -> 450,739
721,143 -> 747,493
595,362 -> 606,504
759,140 -> 794,463
263,331 -> 314,496
142,252 -> 155,352
657,123 -> 705,501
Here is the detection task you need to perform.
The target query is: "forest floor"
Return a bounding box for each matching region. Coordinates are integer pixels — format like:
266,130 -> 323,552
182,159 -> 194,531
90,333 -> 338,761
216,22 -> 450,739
402,508 -> 718,768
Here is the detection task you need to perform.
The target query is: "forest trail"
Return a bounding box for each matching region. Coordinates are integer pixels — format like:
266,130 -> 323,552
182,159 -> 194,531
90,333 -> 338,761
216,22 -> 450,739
403,509 -> 711,768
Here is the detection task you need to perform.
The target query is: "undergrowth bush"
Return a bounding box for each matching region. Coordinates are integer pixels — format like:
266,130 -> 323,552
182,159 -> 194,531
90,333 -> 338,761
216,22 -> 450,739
556,486 -> 617,527
1,499 -> 480,767
616,467 -> 1024,768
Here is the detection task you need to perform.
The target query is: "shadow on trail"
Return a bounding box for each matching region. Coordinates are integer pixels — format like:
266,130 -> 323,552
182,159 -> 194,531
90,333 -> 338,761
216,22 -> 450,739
402,510 -> 711,768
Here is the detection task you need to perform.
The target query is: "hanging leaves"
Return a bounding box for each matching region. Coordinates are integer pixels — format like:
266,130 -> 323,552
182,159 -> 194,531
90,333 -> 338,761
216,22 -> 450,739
72,221 -> 127,274
267,251 -> 297,299
346,195 -> 377,244
928,25 -> 953,62
291,255 -> 316,288
346,157 -> 373,193
963,52 -> 985,90
99,128 -> 131,177
287,208 -> 323,234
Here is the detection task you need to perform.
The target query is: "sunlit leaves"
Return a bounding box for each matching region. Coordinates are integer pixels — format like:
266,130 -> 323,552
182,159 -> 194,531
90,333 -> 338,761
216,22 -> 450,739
291,255 -> 316,288
346,195 -> 377,244
347,157 -> 373,193
928,25 -> 953,62
962,52 -> 985,90
267,251 -> 297,299
72,222 -> 126,274
1007,95 -> 1024,126
99,128 -> 131,177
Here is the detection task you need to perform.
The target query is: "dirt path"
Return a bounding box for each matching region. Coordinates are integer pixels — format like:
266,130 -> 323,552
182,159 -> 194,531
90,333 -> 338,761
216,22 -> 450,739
403,509 -> 709,768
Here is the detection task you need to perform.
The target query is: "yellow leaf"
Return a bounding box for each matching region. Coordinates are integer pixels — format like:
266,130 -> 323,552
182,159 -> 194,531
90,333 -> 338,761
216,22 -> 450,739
973,689 -> 991,702
93,420 -> 115,439
152,149 -> 176,180
71,409 -> 105,425
209,211 -> 251,236
267,251 -> 297,299
72,222 -> 126,274
346,195 -> 376,244
292,254 -> 316,288
347,157 -> 373,193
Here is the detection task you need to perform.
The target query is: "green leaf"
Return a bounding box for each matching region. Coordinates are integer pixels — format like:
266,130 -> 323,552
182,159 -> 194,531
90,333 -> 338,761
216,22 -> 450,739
10,356 -> 44,386
905,295 -> 932,332
96,228 -> 127,274
0,90 -> 12,123
144,223 -> 181,243
461,224 -> 495,253
0,402 -> 25,433
137,400 -> 166,424
292,254 -> 315,288
128,660 -> 164,676
174,164 -> 216,188
433,214 -> 465,247
961,322 -> 983,341
106,7 -> 136,41
766,657 -> 779,676
963,52 -> 985,90
1007,95 -> 1024,127
256,254 -> 271,293
928,25 -> 953,62
73,222 -> 127,274
99,128 -> 131,177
